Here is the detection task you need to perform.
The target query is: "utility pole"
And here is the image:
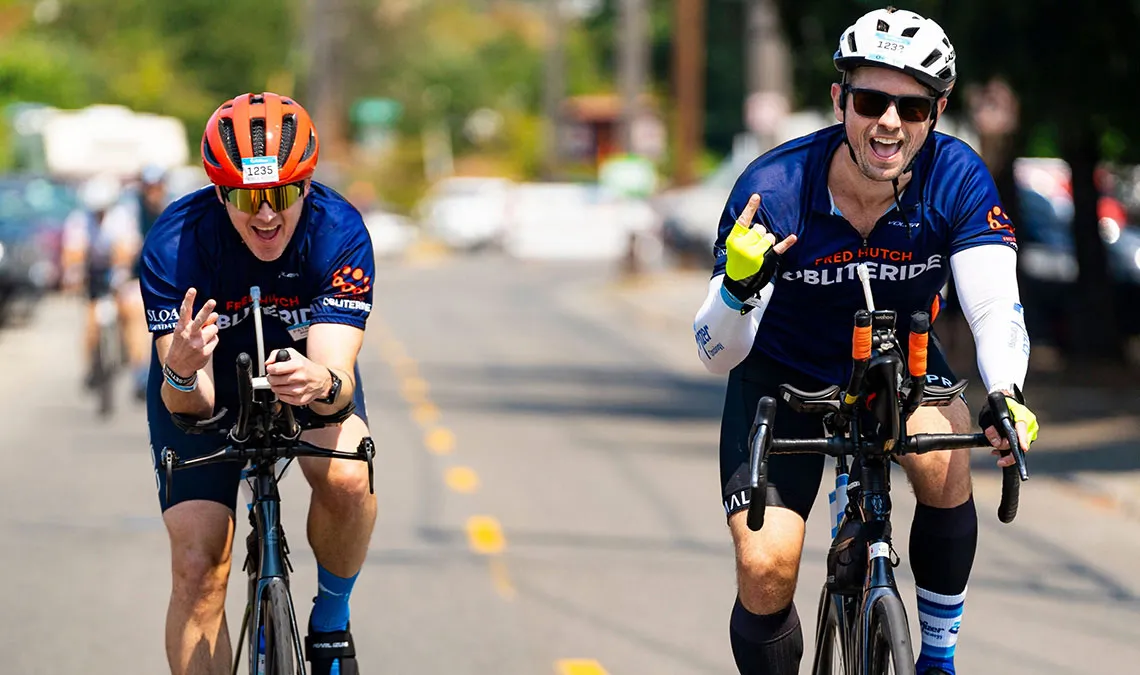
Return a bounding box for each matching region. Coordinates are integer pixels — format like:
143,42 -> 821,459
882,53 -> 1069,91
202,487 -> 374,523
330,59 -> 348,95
304,0 -> 348,163
744,0 -> 791,154
542,0 -> 566,179
673,0 -> 706,186
618,0 -> 649,155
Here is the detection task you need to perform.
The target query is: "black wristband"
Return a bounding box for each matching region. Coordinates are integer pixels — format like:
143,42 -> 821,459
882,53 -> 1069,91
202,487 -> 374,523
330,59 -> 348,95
162,362 -> 196,387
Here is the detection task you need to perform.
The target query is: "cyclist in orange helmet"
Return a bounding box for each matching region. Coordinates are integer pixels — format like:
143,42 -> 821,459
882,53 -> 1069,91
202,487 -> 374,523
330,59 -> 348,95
140,92 -> 374,675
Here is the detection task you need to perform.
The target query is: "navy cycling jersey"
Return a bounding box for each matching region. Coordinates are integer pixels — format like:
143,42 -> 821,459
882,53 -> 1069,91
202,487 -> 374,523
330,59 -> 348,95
713,124 -> 1017,385
140,181 -> 375,408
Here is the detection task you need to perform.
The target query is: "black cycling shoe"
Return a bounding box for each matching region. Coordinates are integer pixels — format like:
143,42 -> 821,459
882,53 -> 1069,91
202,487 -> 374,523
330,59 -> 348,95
305,621 -> 359,675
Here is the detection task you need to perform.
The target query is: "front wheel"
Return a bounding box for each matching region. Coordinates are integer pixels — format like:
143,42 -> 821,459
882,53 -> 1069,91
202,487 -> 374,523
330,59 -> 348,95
866,594 -> 915,675
261,579 -> 298,675
812,588 -> 847,674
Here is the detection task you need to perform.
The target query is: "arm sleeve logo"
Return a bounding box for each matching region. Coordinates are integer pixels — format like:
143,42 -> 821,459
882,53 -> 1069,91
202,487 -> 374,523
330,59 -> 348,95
331,265 -> 371,296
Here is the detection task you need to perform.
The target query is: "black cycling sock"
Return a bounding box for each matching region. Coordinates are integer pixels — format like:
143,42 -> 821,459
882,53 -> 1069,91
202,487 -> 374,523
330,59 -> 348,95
729,598 -> 803,675
909,495 -> 977,595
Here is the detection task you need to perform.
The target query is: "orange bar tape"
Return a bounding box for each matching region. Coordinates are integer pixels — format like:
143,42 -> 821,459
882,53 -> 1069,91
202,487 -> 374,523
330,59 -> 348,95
908,330 -> 929,378
852,324 -> 872,360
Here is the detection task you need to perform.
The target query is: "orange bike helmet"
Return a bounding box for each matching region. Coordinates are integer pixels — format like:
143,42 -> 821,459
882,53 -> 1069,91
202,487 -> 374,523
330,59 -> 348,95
201,92 -> 320,188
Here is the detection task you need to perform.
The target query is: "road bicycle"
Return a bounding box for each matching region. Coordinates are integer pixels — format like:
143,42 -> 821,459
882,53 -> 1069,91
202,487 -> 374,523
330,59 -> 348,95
161,286 -> 375,674
745,266 -> 1029,675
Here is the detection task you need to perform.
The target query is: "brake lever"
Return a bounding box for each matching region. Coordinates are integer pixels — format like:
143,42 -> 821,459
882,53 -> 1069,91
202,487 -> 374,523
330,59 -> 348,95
162,447 -> 176,505
358,437 -> 376,494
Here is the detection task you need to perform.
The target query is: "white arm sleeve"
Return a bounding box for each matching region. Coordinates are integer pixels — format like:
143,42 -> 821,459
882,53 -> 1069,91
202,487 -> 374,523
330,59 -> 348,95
692,275 -> 771,375
950,245 -> 1030,393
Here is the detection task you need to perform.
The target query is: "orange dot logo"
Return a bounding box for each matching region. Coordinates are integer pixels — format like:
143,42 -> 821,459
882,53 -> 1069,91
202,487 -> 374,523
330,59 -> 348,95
331,266 -> 371,295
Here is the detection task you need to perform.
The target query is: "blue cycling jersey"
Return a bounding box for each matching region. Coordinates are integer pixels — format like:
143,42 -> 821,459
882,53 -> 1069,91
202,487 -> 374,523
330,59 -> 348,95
139,182 -> 375,408
713,124 -> 1017,384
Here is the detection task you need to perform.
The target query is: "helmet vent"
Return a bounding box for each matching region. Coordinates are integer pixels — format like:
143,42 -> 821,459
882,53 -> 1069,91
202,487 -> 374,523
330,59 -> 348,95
877,19 -> 890,32
937,66 -> 953,82
902,26 -> 919,38
847,32 -> 857,53
943,37 -> 951,47
251,118 -> 266,157
921,49 -> 943,68
202,140 -> 222,168
218,118 -> 243,168
300,130 -> 317,162
278,114 -> 297,167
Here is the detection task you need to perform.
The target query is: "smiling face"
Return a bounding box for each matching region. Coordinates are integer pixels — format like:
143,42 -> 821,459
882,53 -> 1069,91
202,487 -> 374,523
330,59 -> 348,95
831,67 -> 948,182
217,182 -> 309,261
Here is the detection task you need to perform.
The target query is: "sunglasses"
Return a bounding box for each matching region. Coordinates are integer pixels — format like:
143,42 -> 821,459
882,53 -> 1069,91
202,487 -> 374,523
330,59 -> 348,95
845,86 -> 938,123
220,181 -> 306,215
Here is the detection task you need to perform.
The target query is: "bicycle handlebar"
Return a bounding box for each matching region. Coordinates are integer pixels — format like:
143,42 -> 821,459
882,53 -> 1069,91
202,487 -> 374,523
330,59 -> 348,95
161,437 -> 376,506
162,348 -> 376,506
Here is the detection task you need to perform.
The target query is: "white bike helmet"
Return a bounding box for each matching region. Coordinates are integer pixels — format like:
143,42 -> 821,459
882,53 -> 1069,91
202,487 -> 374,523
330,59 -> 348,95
80,174 -> 122,212
833,7 -> 956,95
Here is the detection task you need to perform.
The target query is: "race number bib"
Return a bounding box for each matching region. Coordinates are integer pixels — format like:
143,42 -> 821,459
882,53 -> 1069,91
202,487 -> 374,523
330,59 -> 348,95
242,156 -> 280,185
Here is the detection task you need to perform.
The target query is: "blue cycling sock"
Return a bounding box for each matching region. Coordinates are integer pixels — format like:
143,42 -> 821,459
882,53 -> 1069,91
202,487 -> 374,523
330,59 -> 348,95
914,586 -> 965,675
310,565 -> 359,674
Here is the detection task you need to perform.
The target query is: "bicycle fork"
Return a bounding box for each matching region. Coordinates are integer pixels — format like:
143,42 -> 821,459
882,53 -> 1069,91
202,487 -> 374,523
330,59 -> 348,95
234,471 -> 307,674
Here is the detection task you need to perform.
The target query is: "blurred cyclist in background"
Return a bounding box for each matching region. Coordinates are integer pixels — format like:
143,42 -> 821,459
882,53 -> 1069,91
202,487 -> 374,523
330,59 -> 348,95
119,164 -> 175,399
61,174 -> 144,392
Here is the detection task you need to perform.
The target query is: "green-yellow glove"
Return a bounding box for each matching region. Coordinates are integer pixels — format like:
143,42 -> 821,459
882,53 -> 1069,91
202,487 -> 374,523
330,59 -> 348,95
722,194 -> 785,308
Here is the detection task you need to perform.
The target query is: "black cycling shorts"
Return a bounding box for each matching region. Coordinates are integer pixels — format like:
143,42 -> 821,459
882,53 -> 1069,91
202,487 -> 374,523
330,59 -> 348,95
147,359 -> 370,513
720,344 -> 958,521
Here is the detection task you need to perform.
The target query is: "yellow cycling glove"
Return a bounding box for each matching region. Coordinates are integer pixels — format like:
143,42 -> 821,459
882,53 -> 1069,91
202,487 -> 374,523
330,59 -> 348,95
722,220 -> 781,310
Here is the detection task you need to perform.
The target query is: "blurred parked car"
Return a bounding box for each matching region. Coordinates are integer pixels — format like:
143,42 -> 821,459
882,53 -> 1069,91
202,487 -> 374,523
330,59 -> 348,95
502,182 -> 658,261
1013,181 -> 1140,345
0,175 -> 77,323
652,155 -> 752,264
363,206 -> 418,259
416,176 -> 514,251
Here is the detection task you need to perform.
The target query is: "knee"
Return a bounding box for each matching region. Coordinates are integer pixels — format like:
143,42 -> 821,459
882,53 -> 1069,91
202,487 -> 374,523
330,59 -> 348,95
312,459 -> 372,509
170,539 -> 231,614
736,547 -> 799,614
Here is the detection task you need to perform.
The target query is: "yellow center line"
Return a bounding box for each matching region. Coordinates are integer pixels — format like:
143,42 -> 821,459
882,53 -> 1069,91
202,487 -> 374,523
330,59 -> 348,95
445,466 -> 480,493
400,376 -> 429,404
466,515 -> 505,554
424,426 -> 455,455
555,659 -> 609,675
412,402 -> 441,426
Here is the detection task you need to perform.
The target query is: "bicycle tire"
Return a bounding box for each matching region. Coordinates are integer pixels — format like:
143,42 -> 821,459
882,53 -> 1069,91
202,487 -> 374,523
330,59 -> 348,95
261,579 -> 297,675
867,594 -> 915,675
93,333 -> 114,418
812,588 -> 847,674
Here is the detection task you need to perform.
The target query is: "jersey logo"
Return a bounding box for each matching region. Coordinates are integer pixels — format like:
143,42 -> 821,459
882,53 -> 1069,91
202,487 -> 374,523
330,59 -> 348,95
986,205 -> 1014,233
332,265 -> 371,296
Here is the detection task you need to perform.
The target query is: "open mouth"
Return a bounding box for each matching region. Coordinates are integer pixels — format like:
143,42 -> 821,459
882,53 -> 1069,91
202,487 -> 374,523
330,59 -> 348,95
251,223 -> 281,242
870,137 -> 903,160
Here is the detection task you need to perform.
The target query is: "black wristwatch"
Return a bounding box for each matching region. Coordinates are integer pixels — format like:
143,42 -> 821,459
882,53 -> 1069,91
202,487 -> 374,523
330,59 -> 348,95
315,368 -> 342,406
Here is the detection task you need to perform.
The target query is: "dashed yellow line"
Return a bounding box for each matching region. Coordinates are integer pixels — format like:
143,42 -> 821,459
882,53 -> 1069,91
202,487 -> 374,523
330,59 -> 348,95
556,659 -> 609,675
445,466 -> 480,493
424,426 -> 455,455
466,515 -> 505,554
399,376 -> 429,404
412,401 -> 441,426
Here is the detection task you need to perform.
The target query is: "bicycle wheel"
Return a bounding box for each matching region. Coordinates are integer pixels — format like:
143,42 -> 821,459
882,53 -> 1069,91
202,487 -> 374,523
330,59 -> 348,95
261,579 -> 298,675
812,588 -> 847,674
93,330 -> 114,418
866,594 -> 915,675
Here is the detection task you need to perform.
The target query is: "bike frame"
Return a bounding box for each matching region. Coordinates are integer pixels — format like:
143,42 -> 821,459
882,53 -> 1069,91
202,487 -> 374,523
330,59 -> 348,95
238,460 -> 308,674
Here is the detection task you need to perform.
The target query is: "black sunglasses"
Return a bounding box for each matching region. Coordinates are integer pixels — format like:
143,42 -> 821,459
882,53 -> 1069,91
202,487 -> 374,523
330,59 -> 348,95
844,86 -> 938,123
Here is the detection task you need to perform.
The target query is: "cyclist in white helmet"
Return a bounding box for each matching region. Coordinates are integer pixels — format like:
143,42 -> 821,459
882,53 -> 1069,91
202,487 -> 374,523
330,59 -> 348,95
692,7 -> 1037,675
62,174 -> 144,392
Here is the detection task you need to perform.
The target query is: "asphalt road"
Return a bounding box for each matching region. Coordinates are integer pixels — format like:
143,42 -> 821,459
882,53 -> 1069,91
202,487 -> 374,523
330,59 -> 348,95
1,251 -> 1138,674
